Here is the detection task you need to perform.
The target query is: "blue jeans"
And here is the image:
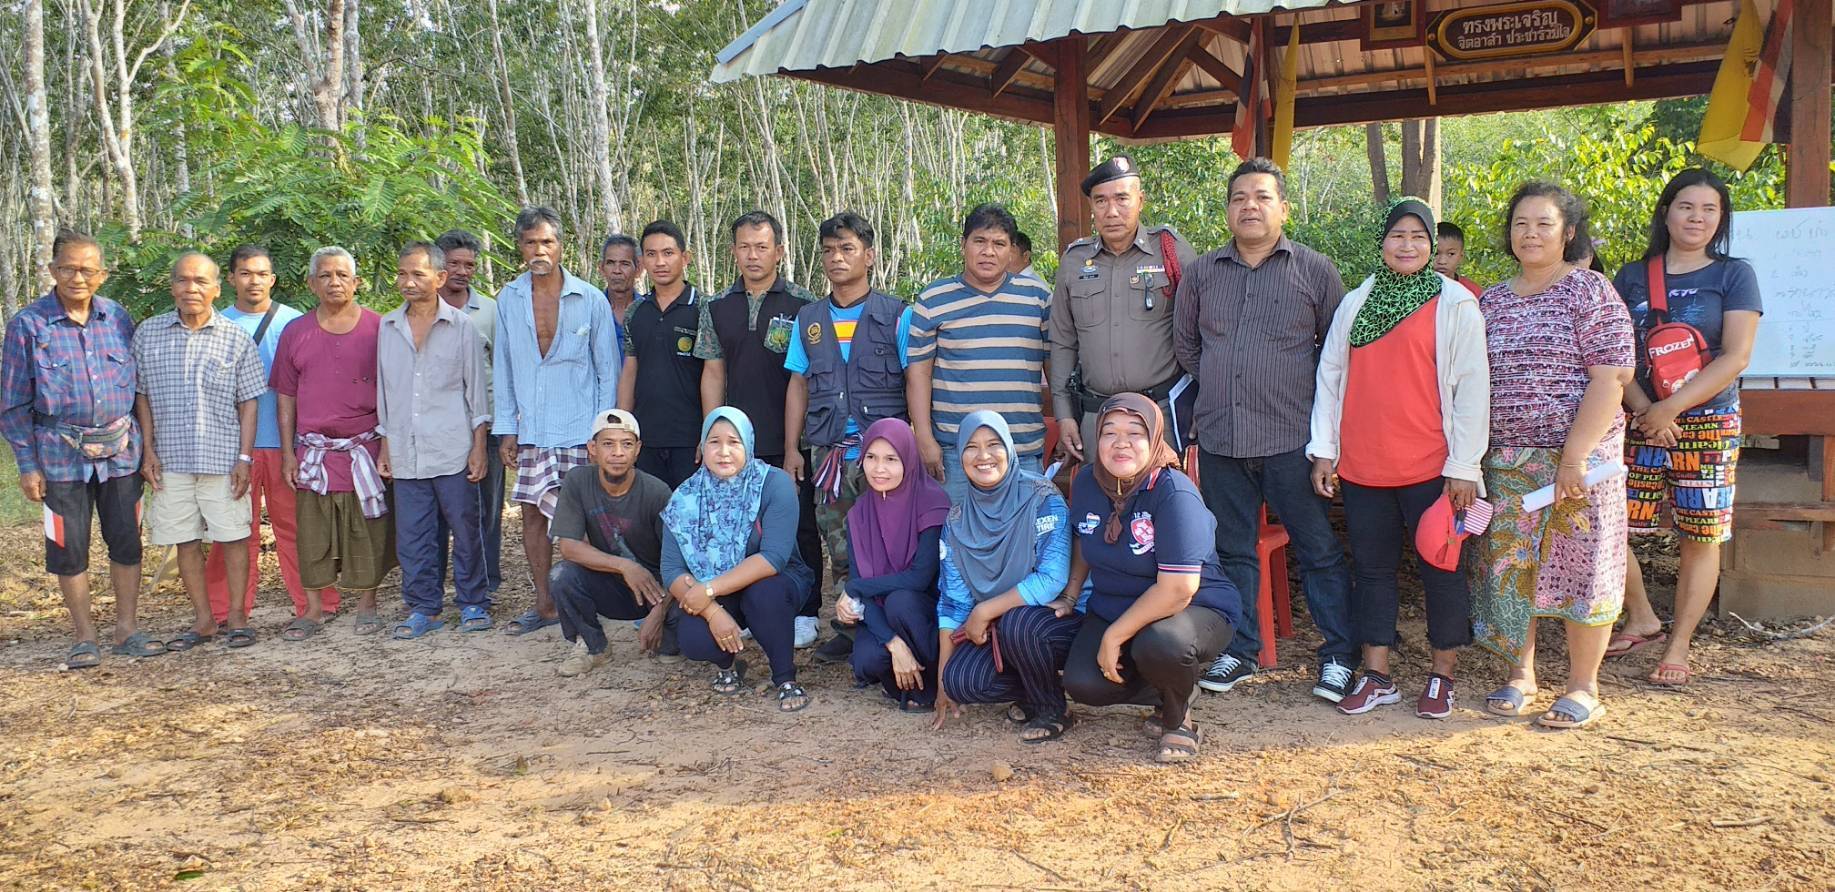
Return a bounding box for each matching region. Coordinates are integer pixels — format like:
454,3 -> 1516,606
435,435 -> 504,593
1197,447 -> 1354,668
676,575 -> 802,685
395,472 -> 487,616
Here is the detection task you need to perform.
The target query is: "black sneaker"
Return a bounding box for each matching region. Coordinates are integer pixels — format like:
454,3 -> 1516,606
813,630 -> 854,664
1198,653 -> 1255,693
1312,659 -> 1354,703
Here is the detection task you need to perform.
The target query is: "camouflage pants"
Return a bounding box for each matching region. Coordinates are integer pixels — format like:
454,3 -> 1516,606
811,444 -> 864,584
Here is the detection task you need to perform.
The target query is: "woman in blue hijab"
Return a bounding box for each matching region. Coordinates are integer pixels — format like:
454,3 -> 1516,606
662,407 -> 817,712
934,411 -> 1080,742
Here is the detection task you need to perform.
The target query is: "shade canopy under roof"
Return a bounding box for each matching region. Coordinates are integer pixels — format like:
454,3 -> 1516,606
713,0 -> 1743,140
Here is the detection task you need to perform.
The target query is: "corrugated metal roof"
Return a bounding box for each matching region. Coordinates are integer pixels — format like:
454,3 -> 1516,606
712,0 -> 1343,83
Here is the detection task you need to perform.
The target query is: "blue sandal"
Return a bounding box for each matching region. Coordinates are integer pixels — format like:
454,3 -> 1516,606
1536,694 -> 1606,730
459,605 -> 494,632
504,608 -> 559,636
65,641 -> 102,669
1484,685 -> 1539,717
111,631 -> 168,658
392,612 -> 445,640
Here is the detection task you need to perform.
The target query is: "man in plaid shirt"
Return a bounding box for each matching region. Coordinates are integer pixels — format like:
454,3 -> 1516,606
0,229 -> 160,668
132,252 -> 267,651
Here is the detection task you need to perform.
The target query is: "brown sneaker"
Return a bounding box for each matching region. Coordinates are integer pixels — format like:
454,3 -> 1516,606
1416,674 -> 1455,719
1336,673 -> 1400,715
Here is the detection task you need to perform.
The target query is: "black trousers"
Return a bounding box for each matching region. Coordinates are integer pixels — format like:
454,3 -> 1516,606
1062,606 -> 1233,729
850,589 -> 940,707
758,450 -> 825,615
1341,478 -> 1474,652
635,446 -> 698,491
550,560 -> 670,655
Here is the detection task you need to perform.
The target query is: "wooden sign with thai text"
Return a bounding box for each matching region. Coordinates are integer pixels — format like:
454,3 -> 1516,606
1427,0 -> 1599,62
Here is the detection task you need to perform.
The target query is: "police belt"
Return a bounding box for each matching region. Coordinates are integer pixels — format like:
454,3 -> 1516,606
1079,374 -> 1183,411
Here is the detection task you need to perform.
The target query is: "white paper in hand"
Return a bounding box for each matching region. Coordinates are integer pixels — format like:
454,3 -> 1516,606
1522,463 -> 1626,513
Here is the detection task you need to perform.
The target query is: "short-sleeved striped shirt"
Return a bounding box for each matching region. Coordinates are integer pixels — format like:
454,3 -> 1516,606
908,273 -> 1052,457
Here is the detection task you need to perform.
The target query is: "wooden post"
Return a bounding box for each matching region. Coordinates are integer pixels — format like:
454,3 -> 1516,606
1786,0 -> 1831,209
1053,36 -> 1091,254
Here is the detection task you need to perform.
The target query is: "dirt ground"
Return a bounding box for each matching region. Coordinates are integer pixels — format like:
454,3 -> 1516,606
1,516 -> 1831,891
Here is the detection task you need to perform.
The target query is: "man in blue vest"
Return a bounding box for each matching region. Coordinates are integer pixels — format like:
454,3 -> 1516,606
784,212 -> 914,663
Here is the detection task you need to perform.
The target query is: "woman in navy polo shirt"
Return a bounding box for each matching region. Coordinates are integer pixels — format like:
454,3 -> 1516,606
1061,394 -> 1240,763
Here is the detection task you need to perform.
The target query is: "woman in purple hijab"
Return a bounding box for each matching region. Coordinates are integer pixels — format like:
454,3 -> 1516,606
837,418 -> 952,710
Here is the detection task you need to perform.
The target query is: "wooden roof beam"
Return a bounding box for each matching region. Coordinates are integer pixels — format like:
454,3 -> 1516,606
1085,33 -> 1124,76
1132,36 -> 1206,130
922,54 -> 952,80
1095,24 -> 1198,126
1188,43 -> 1243,93
989,45 -> 1041,98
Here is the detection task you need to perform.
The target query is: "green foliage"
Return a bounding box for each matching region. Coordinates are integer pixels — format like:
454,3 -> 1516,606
1442,125 -> 1785,285
104,112 -> 515,318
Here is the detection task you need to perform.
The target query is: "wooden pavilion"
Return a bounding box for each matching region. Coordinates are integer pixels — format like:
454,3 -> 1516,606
713,0 -> 1835,618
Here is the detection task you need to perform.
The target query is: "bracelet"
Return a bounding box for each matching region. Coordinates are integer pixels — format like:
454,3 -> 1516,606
236,454 -> 253,464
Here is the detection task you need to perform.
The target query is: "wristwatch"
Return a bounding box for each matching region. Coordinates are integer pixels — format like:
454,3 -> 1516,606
236,454 -> 253,464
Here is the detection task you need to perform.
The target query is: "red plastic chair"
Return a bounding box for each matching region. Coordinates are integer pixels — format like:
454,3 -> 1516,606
1183,447 -> 1293,669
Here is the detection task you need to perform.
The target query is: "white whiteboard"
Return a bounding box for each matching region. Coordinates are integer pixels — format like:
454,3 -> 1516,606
1730,207 -> 1835,377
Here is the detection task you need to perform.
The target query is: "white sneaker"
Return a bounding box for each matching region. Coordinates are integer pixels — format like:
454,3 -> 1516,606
793,615 -> 819,649
557,640 -> 607,677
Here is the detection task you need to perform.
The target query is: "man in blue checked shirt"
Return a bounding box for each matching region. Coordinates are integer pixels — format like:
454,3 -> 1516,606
1,229 -> 161,667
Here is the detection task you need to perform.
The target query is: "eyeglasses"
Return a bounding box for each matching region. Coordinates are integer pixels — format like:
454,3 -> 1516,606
53,266 -> 108,281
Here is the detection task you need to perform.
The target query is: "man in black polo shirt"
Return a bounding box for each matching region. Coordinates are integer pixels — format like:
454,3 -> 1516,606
695,209 -> 825,649
617,220 -> 703,489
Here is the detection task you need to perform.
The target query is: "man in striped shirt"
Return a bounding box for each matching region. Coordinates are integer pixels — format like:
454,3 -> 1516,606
907,204 -> 1053,503
1173,157 -> 1356,705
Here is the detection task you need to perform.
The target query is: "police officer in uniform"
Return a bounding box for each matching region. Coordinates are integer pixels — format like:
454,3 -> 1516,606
1049,155 -> 1200,463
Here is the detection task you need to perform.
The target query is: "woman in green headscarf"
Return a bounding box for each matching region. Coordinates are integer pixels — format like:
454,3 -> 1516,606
1307,197 -> 1490,720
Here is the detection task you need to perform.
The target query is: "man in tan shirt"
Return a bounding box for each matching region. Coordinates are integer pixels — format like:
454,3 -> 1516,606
1048,155 -> 1198,461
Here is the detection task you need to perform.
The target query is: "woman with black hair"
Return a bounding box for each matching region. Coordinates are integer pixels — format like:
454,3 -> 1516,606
1606,169 -> 1762,688
1470,182 -> 1636,730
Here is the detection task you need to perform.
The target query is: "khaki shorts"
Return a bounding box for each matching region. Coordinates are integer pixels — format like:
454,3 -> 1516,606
295,489 -> 397,591
146,472 -> 252,545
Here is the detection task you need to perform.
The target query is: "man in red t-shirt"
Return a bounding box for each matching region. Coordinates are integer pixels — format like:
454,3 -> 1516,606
270,246 -> 396,641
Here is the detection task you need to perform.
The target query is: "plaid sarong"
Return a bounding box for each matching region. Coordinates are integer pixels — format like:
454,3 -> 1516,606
511,444 -> 591,519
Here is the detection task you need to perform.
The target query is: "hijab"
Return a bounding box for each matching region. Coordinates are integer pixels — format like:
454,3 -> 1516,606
945,411 -> 1060,599
1090,393 -> 1182,544
661,406 -> 771,580
847,418 -> 952,579
1349,196 -> 1442,347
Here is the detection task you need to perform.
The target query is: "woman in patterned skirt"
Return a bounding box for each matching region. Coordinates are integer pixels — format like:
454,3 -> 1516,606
1471,182 -> 1636,730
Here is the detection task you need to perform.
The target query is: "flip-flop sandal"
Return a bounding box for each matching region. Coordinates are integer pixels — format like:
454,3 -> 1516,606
1537,695 -> 1607,730
459,606 -> 493,632
64,640 -> 102,669
1156,723 -> 1203,764
775,681 -> 811,713
1142,714 -> 1170,738
392,613 -> 445,640
1648,662 -> 1691,687
282,617 -> 322,641
1606,629 -> 1668,659
352,611 -> 384,636
164,630 -> 215,652
1484,685 -> 1539,717
1021,710 -> 1074,744
111,631 -> 168,658
504,609 -> 559,636
711,659 -> 749,695
225,627 -> 258,649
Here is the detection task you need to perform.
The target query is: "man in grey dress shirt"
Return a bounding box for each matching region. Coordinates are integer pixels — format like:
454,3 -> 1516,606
377,241 -> 492,638
1173,157 -> 1356,704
